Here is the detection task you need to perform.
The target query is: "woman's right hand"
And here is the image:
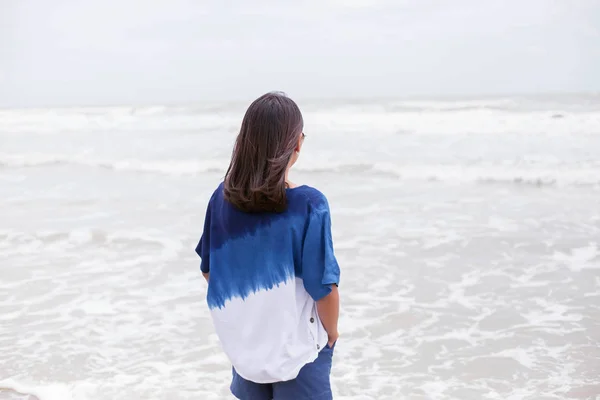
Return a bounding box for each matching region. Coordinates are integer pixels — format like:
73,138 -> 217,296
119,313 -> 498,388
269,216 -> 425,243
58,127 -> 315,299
327,331 -> 339,348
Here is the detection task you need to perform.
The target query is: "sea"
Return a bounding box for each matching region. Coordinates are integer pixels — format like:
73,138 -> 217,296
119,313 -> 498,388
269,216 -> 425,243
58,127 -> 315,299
1,94 -> 599,400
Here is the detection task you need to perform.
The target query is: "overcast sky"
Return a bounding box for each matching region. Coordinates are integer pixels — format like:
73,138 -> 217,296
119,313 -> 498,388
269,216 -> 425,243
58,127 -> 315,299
1,0 -> 599,107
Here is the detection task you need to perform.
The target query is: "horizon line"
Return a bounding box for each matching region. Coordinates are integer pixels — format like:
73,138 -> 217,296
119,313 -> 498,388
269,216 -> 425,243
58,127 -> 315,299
1,90 -> 599,112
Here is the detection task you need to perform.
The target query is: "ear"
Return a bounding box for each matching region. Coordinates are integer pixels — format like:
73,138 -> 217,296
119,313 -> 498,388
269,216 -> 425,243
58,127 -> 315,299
295,135 -> 303,153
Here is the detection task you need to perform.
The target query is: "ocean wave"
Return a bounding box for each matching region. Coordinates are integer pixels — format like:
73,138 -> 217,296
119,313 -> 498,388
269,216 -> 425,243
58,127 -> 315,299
302,162 -> 600,188
0,229 -> 184,261
1,153 -> 598,187
360,163 -> 600,187
2,97 -> 600,136
382,95 -> 600,113
0,379 -> 75,400
0,153 -> 226,175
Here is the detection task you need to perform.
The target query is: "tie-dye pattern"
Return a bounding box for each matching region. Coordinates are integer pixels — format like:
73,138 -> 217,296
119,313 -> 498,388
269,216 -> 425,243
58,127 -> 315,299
196,182 -> 339,309
205,215 -> 301,309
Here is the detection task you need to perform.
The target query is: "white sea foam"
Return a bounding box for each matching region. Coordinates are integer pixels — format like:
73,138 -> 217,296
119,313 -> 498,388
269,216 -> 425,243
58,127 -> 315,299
1,96 -> 599,136
2,152 -> 599,187
0,379 -> 79,400
0,153 -> 228,176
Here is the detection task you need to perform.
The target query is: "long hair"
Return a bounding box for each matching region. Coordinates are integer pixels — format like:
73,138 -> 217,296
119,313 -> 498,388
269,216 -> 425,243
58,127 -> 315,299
224,92 -> 304,213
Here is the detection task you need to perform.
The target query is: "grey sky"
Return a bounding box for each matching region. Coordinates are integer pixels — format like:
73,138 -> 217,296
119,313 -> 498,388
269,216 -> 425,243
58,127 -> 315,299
1,0 -> 600,107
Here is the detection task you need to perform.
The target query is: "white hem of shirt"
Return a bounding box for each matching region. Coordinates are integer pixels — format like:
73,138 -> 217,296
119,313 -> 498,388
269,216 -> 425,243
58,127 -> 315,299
209,277 -> 329,383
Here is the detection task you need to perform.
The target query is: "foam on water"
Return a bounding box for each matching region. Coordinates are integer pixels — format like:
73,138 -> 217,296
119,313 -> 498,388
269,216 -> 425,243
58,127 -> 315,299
0,379 -> 79,400
2,153 -> 599,188
2,95 -> 600,399
1,96 -> 600,136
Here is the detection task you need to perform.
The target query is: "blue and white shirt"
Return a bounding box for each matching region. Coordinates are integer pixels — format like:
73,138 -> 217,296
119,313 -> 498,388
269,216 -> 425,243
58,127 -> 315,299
196,182 -> 340,383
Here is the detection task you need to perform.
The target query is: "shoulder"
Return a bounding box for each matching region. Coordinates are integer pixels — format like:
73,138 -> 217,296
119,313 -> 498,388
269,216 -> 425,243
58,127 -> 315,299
206,181 -> 225,207
288,185 -> 330,214
214,181 -> 226,198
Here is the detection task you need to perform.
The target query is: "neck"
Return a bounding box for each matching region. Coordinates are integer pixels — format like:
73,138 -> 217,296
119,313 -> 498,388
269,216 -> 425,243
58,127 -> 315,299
284,169 -> 295,188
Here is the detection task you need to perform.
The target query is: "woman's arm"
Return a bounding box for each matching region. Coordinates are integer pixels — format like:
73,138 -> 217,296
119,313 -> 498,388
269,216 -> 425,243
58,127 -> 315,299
202,272 -> 209,282
317,285 -> 339,346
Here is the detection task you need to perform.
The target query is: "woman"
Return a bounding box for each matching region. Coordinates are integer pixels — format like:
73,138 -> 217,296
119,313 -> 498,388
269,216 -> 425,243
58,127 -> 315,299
195,91 -> 340,399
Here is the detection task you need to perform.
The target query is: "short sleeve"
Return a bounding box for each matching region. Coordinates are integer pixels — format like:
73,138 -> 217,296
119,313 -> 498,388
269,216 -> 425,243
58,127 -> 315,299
195,201 -> 212,273
301,205 -> 340,301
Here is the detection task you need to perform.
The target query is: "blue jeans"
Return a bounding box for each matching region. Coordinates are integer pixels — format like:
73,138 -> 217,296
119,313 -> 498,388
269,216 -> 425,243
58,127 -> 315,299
230,342 -> 335,399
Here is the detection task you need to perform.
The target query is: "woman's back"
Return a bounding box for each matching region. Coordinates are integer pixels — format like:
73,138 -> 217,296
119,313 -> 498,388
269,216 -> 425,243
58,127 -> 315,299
196,182 -> 339,383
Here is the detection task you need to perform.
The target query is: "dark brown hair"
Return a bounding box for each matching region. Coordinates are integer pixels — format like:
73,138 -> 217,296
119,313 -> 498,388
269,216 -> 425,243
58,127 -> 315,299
224,91 -> 304,213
